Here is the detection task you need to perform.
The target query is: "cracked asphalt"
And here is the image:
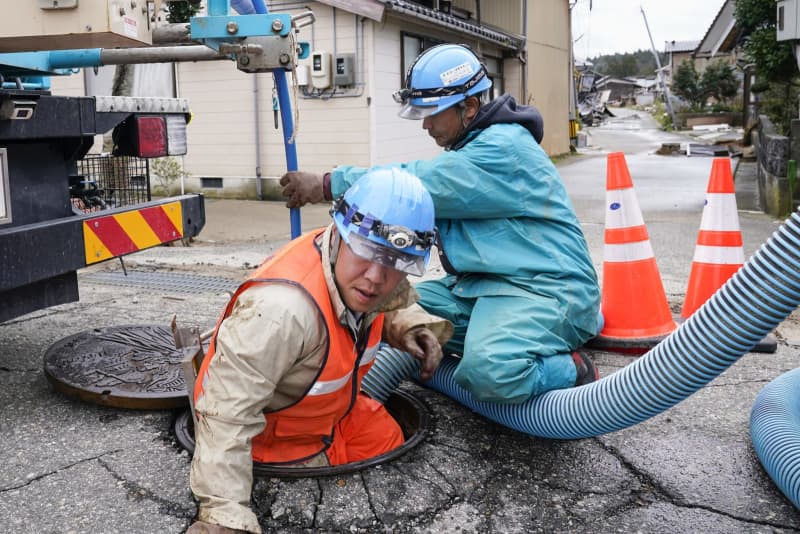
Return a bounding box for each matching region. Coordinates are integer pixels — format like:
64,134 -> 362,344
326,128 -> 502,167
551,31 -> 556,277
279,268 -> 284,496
2,109 -> 800,533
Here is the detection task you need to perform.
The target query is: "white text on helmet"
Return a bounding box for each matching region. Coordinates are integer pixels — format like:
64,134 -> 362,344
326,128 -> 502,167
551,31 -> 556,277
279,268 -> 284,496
440,62 -> 474,86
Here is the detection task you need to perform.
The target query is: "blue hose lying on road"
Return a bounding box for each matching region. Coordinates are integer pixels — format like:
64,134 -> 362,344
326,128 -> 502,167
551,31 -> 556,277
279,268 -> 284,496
362,209 -> 800,441
750,368 -> 800,508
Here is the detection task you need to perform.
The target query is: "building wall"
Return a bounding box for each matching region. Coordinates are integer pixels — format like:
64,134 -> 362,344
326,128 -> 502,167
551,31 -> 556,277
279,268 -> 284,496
176,2 -> 373,196
451,0 -> 524,35
369,13 -> 518,166
694,52 -> 737,74
669,51 -> 695,72
526,0 -> 571,155
47,0 -> 574,193
370,19 -> 442,165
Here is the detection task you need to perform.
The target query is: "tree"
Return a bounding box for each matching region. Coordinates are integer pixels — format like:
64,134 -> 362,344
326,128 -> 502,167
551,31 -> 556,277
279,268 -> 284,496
700,61 -> 738,103
672,60 -> 704,109
735,0 -> 799,134
166,1 -> 203,24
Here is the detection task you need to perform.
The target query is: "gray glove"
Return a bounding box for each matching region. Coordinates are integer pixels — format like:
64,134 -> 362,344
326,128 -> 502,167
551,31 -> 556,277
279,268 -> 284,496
280,171 -> 324,208
186,520 -> 248,534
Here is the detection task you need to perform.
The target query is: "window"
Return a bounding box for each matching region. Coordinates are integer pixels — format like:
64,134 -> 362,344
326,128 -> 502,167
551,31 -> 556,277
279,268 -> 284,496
200,177 -> 223,189
483,56 -> 504,99
401,32 -> 444,85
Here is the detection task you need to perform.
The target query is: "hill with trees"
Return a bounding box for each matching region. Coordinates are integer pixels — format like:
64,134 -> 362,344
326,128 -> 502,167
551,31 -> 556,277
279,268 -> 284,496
587,49 -> 665,78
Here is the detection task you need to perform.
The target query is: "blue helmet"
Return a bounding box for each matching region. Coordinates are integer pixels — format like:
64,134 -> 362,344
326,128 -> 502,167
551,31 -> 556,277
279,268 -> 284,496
393,44 -> 492,120
331,168 -> 436,276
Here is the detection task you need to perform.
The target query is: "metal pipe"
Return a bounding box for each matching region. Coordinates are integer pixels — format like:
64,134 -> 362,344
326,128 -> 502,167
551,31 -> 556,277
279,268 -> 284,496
641,7 -> 677,130
253,74 -> 263,200
152,23 -> 192,45
522,0 -> 528,102
333,6 -> 338,72
97,46 -> 228,66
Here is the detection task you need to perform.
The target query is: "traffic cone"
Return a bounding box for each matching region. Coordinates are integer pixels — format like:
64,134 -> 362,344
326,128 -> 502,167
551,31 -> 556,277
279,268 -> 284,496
587,152 -> 677,354
681,158 -> 744,318
680,158 -> 777,353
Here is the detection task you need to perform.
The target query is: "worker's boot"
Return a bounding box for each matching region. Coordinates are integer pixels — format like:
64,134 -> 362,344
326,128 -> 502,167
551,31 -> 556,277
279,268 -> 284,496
572,351 -> 599,386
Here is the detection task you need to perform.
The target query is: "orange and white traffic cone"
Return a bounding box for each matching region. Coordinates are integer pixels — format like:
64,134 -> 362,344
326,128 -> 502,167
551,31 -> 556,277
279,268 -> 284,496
588,152 -> 677,354
680,158 -> 777,352
681,158 -> 744,318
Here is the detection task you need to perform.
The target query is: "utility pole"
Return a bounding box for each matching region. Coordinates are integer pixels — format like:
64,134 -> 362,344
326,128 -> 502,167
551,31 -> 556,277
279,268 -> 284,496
641,6 -> 678,129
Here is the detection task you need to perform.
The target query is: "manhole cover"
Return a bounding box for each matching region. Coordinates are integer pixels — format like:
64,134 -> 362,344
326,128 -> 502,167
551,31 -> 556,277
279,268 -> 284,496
44,324 -> 200,410
174,389 -> 431,478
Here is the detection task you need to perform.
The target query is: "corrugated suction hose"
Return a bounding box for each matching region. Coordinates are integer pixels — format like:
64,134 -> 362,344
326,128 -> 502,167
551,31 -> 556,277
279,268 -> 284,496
362,209 -> 800,440
750,367 -> 800,508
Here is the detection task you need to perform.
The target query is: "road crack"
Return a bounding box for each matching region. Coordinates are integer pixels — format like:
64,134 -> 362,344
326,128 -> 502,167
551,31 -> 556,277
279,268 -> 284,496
0,449 -> 124,492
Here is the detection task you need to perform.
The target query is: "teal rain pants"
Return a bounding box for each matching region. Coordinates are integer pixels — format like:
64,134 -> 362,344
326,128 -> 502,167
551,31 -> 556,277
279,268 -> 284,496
415,277 -> 579,404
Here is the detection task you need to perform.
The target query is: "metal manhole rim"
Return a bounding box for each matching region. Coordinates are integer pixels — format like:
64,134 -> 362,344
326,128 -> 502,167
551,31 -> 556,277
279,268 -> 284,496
174,389 -> 431,478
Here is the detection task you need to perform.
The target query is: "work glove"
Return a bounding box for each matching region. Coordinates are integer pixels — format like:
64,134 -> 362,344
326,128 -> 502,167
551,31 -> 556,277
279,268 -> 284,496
280,171 -> 324,208
399,326 -> 443,381
186,520 -> 247,534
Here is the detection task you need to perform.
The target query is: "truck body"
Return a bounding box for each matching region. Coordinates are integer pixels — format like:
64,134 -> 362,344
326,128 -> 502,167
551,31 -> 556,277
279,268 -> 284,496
0,88 -> 206,323
0,0 -> 311,322
0,1 -> 206,323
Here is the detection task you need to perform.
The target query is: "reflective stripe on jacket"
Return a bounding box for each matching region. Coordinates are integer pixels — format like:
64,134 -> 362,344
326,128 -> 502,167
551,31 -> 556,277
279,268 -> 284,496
194,230 -> 384,464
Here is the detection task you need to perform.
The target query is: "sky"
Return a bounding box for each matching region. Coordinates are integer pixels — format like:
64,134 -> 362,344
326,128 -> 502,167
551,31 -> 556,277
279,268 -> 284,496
570,0 -> 727,60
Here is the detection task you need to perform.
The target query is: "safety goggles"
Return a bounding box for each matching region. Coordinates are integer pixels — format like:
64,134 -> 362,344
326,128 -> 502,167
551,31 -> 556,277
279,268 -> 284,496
347,233 -> 426,276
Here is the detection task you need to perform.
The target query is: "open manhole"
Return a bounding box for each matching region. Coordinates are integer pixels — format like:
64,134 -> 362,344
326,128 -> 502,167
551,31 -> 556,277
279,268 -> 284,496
43,324 -> 202,410
174,390 -> 431,478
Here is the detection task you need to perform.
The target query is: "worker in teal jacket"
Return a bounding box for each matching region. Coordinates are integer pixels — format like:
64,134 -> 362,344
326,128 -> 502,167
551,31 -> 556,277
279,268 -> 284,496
281,44 -> 601,404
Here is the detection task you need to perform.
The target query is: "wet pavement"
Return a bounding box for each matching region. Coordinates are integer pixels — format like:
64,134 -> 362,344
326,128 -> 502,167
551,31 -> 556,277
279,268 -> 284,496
2,108 -> 800,533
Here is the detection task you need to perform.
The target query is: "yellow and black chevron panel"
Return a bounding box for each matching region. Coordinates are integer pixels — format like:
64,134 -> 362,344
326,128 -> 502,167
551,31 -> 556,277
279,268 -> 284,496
83,201 -> 184,264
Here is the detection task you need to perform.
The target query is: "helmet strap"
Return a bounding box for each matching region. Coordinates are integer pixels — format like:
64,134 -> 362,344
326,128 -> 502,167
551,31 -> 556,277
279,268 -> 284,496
330,226 -> 341,269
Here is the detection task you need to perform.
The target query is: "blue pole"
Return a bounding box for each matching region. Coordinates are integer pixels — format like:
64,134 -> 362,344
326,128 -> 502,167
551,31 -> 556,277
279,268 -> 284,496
253,1 -> 301,239
273,71 -> 302,239
207,0 -> 230,16
49,49 -> 103,69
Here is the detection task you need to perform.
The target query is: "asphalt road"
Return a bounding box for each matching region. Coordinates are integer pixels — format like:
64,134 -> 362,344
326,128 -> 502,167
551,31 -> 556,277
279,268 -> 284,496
2,108 -> 800,533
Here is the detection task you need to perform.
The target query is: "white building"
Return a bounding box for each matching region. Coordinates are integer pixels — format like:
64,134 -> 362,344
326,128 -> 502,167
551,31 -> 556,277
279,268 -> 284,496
52,1 -> 575,199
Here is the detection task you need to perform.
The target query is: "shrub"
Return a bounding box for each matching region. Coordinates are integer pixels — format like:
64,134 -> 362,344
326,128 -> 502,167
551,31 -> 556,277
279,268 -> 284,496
150,157 -> 188,196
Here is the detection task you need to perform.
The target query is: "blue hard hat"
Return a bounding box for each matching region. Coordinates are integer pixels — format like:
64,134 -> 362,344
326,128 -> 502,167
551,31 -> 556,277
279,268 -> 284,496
392,44 -> 492,120
331,168 -> 436,276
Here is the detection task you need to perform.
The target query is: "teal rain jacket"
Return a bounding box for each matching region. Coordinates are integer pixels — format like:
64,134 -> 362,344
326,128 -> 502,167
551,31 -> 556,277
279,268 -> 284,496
331,94 -> 601,404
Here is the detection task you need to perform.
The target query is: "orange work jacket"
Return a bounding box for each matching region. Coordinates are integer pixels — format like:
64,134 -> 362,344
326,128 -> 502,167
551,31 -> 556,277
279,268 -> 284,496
194,230 -> 384,464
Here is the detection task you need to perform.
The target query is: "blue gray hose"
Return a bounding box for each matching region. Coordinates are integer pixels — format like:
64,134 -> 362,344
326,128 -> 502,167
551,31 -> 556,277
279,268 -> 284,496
750,368 -> 800,508
362,209 -> 800,440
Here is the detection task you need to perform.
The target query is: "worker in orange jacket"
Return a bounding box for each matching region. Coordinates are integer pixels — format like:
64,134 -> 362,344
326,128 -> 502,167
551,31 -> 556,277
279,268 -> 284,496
187,168 -> 452,534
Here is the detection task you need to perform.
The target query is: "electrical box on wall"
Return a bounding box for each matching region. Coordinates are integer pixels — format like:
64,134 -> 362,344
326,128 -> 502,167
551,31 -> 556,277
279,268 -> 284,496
295,64 -> 309,87
334,54 -> 355,86
311,51 -> 331,89
777,0 -> 800,41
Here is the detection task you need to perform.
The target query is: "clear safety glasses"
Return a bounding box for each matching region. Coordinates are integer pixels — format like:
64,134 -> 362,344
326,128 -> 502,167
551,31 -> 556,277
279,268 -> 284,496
346,232 -> 426,276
